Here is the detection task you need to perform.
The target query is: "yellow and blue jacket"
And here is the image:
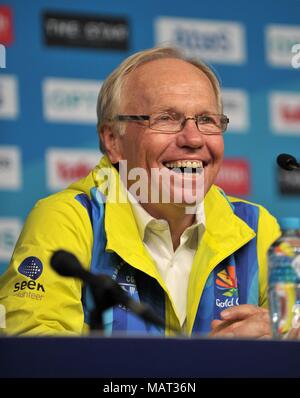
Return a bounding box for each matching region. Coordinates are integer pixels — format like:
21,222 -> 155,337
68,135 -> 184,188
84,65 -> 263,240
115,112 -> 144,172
0,155 -> 280,336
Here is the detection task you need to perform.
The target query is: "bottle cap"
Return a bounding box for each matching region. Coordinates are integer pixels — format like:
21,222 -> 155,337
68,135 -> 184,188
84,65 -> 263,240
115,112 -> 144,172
279,217 -> 300,230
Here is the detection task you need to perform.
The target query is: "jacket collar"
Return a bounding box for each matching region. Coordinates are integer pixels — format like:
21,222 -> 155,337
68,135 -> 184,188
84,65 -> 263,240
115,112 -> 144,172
93,155 -> 164,285
204,185 -> 256,255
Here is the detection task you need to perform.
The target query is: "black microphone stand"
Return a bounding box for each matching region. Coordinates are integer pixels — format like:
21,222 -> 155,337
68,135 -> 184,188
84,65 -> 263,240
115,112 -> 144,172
87,276 -> 114,332
86,274 -> 127,332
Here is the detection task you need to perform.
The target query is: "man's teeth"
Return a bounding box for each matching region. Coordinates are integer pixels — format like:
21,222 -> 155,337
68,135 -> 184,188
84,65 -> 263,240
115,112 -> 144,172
164,160 -> 203,168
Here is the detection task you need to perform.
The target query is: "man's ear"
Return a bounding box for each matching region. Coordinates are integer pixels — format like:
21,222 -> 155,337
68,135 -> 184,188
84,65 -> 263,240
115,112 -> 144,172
99,125 -> 123,164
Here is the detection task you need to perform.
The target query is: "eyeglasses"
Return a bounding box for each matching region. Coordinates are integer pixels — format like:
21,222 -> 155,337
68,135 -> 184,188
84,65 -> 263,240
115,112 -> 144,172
112,112 -> 229,134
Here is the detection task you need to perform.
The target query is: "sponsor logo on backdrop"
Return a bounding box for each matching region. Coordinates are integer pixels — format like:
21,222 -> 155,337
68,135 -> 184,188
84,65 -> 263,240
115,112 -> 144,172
292,43 -> 300,69
0,75 -> 18,119
0,218 -> 22,262
0,146 -> 21,190
155,17 -> 246,64
215,158 -> 250,196
269,92 -> 300,135
46,148 -> 100,190
0,44 -> 5,68
222,89 -> 249,132
0,6 -> 13,46
266,24 -> 300,68
43,77 -> 101,123
278,167 -> 300,195
43,11 -> 129,50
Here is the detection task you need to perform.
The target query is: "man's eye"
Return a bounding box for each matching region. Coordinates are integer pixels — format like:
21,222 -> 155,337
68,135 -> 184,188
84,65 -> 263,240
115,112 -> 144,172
157,114 -> 174,121
199,115 -> 215,124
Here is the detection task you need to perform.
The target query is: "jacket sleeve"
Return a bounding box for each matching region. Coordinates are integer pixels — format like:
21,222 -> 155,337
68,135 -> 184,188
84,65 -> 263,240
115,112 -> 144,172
0,190 -> 93,336
257,205 -> 281,308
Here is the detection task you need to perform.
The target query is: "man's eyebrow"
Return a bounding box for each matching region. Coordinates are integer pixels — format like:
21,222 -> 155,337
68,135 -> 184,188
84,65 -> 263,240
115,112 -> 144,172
150,107 -> 217,114
151,106 -> 181,113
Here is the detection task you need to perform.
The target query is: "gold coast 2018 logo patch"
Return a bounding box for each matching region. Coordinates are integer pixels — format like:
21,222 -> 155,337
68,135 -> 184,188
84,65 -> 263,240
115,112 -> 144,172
215,265 -> 239,309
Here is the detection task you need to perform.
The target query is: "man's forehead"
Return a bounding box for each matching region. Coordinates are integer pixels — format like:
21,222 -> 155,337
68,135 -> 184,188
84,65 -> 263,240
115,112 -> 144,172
127,58 -> 208,85
145,82 -> 209,95
125,61 -> 214,97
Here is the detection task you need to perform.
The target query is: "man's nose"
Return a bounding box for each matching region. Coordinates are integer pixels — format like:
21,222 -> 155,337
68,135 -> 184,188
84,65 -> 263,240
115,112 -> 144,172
176,117 -> 205,149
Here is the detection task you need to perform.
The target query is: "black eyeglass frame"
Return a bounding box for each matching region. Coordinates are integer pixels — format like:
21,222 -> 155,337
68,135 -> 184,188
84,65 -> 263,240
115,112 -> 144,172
112,114 -> 229,134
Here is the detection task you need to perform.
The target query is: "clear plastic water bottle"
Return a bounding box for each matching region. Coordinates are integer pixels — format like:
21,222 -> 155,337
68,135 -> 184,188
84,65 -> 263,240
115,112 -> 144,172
268,217 -> 300,338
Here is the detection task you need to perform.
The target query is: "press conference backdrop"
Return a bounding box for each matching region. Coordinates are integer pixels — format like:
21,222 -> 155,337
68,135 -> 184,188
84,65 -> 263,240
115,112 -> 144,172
0,0 -> 300,274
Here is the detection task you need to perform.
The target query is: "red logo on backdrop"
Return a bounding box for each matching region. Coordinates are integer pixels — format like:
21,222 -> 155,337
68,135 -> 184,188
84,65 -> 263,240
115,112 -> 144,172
280,105 -> 300,123
215,158 -> 251,196
56,161 -> 92,181
0,6 -> 13,45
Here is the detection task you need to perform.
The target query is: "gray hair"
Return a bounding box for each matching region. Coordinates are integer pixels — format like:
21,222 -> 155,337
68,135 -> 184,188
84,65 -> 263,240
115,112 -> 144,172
96,46 -> 222,153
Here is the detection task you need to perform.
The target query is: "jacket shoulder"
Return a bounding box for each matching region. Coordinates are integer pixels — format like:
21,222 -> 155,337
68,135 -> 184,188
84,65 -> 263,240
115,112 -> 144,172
227,195 -> 279,230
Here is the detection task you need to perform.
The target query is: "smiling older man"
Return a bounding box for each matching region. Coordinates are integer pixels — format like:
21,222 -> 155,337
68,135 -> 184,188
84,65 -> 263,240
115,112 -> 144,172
0,47 -> 280,337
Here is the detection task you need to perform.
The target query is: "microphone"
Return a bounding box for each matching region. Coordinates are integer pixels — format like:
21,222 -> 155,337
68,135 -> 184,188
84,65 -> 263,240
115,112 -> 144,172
50,250 -> 167,332
277,153 -> 300,171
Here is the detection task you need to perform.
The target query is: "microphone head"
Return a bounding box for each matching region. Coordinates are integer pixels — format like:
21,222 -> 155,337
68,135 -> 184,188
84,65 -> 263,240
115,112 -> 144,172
277,153 -> 298,171
50,250 -> 86,279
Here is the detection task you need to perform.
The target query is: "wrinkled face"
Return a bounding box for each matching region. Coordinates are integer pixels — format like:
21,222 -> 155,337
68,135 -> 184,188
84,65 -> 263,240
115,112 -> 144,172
105,58 -> 224,208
